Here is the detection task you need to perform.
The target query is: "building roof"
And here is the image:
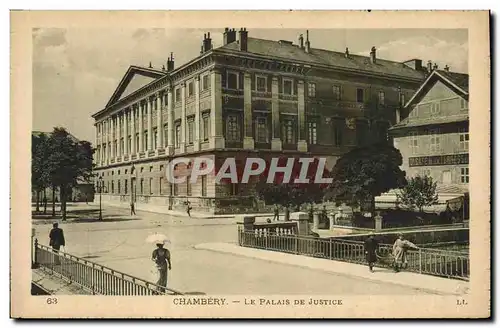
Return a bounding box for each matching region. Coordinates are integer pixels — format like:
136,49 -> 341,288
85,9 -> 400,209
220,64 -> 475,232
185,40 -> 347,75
219,37 -> 427,80
437,70 -> 469,93
404,69 -> 469,109
389,114 -> 469,131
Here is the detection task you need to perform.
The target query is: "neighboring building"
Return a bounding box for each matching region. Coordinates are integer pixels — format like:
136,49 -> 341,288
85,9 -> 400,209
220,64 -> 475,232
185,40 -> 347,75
31,131 -> 95,204
388,67 -> 469,204
92,29 -> 430,214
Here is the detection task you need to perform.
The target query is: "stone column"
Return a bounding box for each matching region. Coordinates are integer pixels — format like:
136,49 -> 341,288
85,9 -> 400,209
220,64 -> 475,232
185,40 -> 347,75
243,72 -> 254,149
147,97 -> 153,153
106,119 -> 110,164
94,123 -> 99,165
138,102 -> 144,153
271,76 -> 282,150
194,76 -> 201,151
123,109 -> 128,156
111,117 -> 115,160
313,213 -> 320,230
297,80 -> 308,152
180,83 -> 186,153
291,212 -> 310,236
210,69 -> 225,149
375,212 -> 383,231
156,92 -> 163,150
131,106 -> 137,154
117,113 -> 121,158
167,87 -> 174,155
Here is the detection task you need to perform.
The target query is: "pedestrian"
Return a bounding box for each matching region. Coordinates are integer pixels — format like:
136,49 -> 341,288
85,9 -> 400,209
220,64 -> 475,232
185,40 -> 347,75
364,233 -> 379,272
49,222 -> 65,265
152,242 -> 171,294
186,200 -> 192,217
273,204 -> 279,221
392,233 -> 419,272
130,202 -> 136,215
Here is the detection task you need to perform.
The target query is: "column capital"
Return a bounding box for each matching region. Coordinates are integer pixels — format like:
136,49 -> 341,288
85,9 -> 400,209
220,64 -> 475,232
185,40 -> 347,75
244,72 -> 252,79
194,75 -> 200,81
272,76 -> 279,83
297,79 -> 305,85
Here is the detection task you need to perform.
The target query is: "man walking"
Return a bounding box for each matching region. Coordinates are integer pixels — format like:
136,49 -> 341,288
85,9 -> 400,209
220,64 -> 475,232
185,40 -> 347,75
130,202 -> 136,216
49,222 -> 65,264
273,204 -> 279,221
186,200 -> 192,217
364,233 -> 379,272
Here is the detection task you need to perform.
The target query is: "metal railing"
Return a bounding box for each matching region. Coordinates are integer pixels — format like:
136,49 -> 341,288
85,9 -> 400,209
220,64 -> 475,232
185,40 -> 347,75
33,240 -> 183,295
238,229 -> 469,280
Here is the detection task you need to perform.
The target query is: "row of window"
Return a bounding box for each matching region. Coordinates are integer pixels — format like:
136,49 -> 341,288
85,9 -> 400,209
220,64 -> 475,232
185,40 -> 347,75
418,167 -> 469,184
173,74 -> 211,103
97,175 -> 208,197
408,128 -> 469,155
97,116 -> 212,161
409,98 -> 468,118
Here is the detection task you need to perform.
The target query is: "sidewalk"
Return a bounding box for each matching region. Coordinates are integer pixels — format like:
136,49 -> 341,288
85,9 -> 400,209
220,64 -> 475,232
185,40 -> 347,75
194,242 -> 469,296
99,201 -> 279,220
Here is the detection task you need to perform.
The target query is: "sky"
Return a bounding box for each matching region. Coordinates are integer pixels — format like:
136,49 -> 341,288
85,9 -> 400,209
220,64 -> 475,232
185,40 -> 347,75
32,28 -> 468,143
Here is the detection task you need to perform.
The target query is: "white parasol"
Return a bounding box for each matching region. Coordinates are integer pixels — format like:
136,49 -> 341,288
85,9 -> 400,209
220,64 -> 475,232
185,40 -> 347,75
145,233 -> 171,245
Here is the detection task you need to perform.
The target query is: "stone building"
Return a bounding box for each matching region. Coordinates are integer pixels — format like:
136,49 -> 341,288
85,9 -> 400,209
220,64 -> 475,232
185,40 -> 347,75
388,67 -> 469,200
92,29 -> 430,214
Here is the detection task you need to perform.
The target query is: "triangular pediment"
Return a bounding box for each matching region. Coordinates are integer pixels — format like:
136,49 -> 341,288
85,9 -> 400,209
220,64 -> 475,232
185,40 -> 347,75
105,66 -> 166,108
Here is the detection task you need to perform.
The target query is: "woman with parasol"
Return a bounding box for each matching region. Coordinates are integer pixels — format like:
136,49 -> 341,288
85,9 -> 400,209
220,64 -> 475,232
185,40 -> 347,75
146,233 -> 172,293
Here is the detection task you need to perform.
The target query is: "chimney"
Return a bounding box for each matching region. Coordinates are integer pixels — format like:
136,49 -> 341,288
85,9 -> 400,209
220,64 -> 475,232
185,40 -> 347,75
305,30 -> 310,53
427,60 -> 432,72
345,47 -> 349,58
238,28 -> 248,52
167,52 -> 175,72
444,65 -> 450,72
223,28 -> 237,45
298,34 -> 304,49
370,46 -> 376,64
149,61 -> 153,69
162,64 -> 165,71
202,32 -> 212,53
433,63 -> 438,70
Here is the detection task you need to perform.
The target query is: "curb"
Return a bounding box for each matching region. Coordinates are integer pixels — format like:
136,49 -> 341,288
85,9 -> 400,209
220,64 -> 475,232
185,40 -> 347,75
194,243 -> 468,296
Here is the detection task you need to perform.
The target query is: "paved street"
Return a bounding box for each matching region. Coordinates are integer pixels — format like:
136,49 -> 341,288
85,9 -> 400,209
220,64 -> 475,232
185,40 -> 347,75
33,204 -> 437,295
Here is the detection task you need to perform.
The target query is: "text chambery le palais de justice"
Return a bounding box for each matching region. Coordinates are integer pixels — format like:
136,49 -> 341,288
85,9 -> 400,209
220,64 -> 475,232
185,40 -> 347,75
172,298 -> 343,306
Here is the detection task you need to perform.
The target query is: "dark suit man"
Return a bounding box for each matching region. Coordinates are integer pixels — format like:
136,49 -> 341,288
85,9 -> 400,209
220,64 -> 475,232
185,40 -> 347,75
49,222 -> 65,264
364,234 -> 379,272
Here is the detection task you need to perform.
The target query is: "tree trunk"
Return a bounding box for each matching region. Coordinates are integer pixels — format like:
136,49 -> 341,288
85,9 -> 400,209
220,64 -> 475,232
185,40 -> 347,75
35,191 -> 40,213
43,189 -> 47,214
51,187 -> 56,217
61,185 -> 67,221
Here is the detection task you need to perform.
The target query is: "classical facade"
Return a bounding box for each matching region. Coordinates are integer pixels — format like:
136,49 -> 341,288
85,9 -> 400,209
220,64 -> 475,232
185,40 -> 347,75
92,29 -> 429,214
389,68 -> 469,197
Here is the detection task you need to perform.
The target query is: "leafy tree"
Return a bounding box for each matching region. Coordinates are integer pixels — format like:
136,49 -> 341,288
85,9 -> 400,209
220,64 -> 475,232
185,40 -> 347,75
32,133 -> 51,212
325,143 -> 407,213
46,127 -> 94,220
397,175 -> 439,212
255,157 -> 330,221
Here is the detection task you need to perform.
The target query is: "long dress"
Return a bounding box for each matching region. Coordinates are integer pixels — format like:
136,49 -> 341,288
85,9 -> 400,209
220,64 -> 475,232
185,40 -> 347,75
392,239 -> 418,265
152,248 -> 170,292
